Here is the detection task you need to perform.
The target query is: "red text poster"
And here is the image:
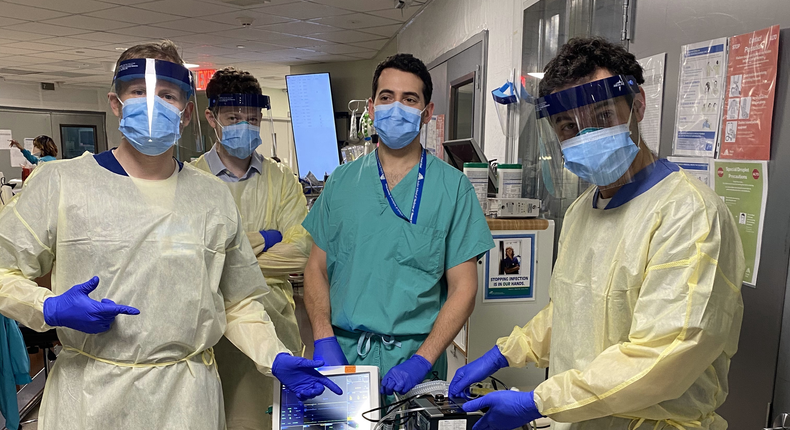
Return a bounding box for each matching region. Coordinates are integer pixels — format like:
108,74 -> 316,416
719,25 -> 780,160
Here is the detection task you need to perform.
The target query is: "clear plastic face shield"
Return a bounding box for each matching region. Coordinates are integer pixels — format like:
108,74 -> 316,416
536,75 -> 649,195
206,94 -> 274,160
109,58 -> 198,157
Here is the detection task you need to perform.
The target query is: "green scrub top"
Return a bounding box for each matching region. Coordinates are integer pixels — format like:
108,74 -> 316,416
303,150 -> 493,349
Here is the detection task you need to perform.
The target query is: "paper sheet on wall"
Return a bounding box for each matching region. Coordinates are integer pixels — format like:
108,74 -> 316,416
712,159 -> 767,287
672,38 -> 728,157
719,25 -> 780,160
0,130 -> 12,150
667,156 -> 712,187
637,53 -> 667,154
9,138 -> 36,168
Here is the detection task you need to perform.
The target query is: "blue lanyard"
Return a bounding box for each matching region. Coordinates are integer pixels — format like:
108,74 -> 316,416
376,149 -> 427,224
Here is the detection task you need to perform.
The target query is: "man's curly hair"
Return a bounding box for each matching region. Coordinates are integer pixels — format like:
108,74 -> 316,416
205,67 -> 262,106
539,37 -> 644,97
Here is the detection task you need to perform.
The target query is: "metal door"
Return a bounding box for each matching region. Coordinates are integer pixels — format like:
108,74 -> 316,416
428,31 -> 488,153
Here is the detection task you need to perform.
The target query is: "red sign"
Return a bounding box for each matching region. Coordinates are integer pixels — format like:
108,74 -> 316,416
195,69 -> 217,91
719,25 -> 780,160
753,169 -> 760,180
718,167 -> 724,177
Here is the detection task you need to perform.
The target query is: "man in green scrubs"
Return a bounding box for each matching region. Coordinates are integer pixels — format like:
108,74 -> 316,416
303,53 -> 494,396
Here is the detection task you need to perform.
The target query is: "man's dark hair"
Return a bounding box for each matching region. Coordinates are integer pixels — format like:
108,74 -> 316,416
539,37 -> 644,97
205,67 -> 262,103
372,53 -> 433,103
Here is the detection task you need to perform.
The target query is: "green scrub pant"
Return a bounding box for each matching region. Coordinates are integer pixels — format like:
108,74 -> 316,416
335,327 -> 447,381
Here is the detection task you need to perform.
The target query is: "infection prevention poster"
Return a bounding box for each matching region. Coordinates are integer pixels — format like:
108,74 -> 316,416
484,234 -> 535,301
672,37 -> 728,157
712,160 -> 768,286
667,156 -> 712,187
637,53 -> 667,154
719,25 -> 780,160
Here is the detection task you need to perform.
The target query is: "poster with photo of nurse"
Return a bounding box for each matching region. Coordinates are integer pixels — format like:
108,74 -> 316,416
485,234 -> 535,301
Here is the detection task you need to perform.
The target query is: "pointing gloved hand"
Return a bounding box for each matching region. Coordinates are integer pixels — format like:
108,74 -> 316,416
272,353 -> 344,401
462,390 -> 543,430
449,346 -> 509,398
43,276 -> 140,334
381,354 -> 432,395
260,230 -> 283,251
313,336 -> 349,366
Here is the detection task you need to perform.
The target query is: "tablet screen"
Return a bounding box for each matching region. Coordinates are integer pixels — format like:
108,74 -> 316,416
279,373 -> 373,430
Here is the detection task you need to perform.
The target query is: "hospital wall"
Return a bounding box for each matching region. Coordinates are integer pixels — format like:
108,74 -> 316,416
627,3 -> 790,428
289,39 -> 397,115
396,0 -> 517,164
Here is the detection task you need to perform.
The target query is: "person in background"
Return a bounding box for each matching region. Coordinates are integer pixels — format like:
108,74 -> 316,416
303,53 -> 494,397
0,40 -> 338,430
450,37 -> 744,430
192,67 -> 311,430
10,136 -> 57,164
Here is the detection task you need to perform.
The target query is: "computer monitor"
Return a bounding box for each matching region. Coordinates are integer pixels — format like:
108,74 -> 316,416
286,72 -> 341,179
442,138 -> 497,195
272,365 -> 380,430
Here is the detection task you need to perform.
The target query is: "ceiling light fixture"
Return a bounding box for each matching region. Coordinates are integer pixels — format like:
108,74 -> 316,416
527,72 -> 545,79
115,47 -> 126,51
237,45 -> 245,49
184,63 -> 200,69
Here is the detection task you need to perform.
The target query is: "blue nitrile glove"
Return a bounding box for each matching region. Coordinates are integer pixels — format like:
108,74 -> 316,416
463,391 -> 543,430
43,276 -> 140,334
381,354 -> 432,395
260,230 -> 283,251
313,336 -> 349,366
272,353 -> 344,401
449,346 -> 509,398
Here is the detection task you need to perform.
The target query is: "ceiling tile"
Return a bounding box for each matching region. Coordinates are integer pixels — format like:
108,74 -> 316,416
134,0 -> 237,17
261,21 -> 342,36
0,17 -> 28,28
309,29 -> 385,44
3,41 -> 58,52
309,13 -> 400,30
28,51 -> 88,61
358,23 -> 403,38
41,15 -> 137,32
209,10 -> 295,27
35,37 -> 118,49
270,35 -> 337,48
1,56 -> 54,65
312,44 -> 376,55
4,0 -> 115,14
0,38 -> 22,46
0,29 -> 52,41
309,0 -> 396,12
346,52 -> 378,60
0,3 -> 69,21
366,6 -> 422,23
170,33 -> 238,46
113,25 -> 194,39
0,46 -> 37,56
70,32 -> 145,44
348,39 -> 390,51
152,18 -> 237,33
96,0 -> 156,4
182,45 -> 242,57
216,41 -> 285,52
86,6 -> 184,24
255,2 -> 353,20
216,27 -> 287,42
2,23 -> 91,37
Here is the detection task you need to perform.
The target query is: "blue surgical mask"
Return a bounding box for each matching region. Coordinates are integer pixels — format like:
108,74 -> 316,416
118,97 -> 183,156
217,121 -> 262,159
561,123 -> 639,186
374,102 -> 425,150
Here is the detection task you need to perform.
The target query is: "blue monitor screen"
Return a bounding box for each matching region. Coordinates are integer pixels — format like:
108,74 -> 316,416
280,373 -> 372,430
286,73 -> 340,179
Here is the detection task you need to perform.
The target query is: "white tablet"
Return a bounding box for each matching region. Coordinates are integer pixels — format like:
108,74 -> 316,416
272,365 -> 381,430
